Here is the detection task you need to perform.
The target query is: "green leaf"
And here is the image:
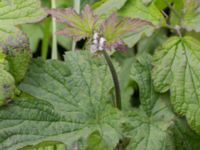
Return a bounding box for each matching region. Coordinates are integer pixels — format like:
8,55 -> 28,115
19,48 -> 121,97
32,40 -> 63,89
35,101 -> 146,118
118,0 -> 165,47
137,29 -> 168,54
123,26 -> 154,48
0,51 -> 123,150
125,54 -> 176,150
0,0 -> 46,83
130,54 -> 158,114
142,0 -> 152,5
125,99 -> 175,150
119,0 -> 165,26
4,32 -> 32,83
20,141 -> 65,150
101,13 -> 152,51
153,0 -> 175,10
94,0 -> 127,15
21,24 -> 43,52
49,5 -> 97,41
172,118 -> 200,150
152,36 -> 200,134
0,0 -> 46,43
170,0 -> 200,32
86,131 -> 112,150
119,58 -> 135,110
0,69 -> 15,105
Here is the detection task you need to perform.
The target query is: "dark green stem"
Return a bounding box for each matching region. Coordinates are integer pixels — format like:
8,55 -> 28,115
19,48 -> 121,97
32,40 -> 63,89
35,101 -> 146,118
103,51 -> 122,110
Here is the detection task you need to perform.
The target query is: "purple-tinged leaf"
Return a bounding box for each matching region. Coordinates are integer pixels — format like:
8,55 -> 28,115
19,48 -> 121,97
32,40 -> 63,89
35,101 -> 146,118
48,5 -> 97,41
81,5 -> 98,32
48,8 -> 83,27
106,39 -> 128,51
99,13 -> 152,51
57,27 -> 89,41
101,13 -> 152,42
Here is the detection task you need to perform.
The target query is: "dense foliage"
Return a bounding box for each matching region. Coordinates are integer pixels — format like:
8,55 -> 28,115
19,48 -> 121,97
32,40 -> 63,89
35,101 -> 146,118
1,0 -> 200,149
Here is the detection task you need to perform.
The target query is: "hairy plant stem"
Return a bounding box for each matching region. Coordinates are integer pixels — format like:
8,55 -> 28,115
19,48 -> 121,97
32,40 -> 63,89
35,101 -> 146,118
72,0 -> 81,52
51,0 -> 58,59
103,51 -> 122,110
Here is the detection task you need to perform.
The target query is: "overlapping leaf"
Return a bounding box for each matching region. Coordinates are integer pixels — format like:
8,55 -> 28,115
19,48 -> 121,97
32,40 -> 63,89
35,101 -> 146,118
152,36 -> 200,134
124,54 -> 176,150
0,51 -> 123,150
171,118 -> 200,149
94,0 -> 127,15
0,0 -> 46,44
119,0 -> 165,47
171,0 -> 200,32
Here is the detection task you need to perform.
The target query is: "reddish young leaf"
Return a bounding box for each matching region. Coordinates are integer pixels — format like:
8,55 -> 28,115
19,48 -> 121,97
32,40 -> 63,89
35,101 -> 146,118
100,13 -> 152,51
48,5 -> 97,41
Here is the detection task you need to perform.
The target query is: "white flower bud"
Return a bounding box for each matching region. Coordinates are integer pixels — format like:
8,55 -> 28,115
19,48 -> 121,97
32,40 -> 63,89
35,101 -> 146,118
93,39 -> 98,45
93,32 -> 99,40
99,37 -> 106,51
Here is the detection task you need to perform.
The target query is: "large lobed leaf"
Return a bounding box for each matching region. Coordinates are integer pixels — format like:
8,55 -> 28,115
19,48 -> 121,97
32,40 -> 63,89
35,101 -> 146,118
0,51 -> 123,150
123,53 -> 200,149
152,36 -> 200,134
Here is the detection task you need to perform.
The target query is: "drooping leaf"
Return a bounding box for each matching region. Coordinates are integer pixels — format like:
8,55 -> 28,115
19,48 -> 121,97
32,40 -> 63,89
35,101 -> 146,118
49,5 -> 97,41
152,36 -> 200,134
119,0 -> 165,47
124,54 -> 176,150
0,51 -> 123,150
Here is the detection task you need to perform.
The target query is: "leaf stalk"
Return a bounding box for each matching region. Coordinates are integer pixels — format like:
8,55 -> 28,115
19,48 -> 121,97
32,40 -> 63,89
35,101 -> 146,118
103,51 -> 122,110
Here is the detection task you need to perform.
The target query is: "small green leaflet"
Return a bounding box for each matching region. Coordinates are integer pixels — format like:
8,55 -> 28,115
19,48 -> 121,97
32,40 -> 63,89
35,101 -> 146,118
0,51 -> 122,150
152,36 -> 200,134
